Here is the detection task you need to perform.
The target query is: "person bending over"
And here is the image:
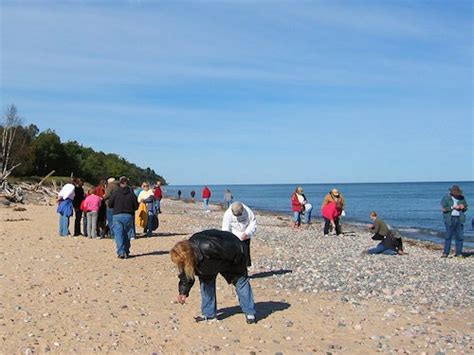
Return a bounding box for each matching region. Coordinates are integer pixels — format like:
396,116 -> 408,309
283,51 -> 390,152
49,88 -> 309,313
170,229 -> 257,324
367,211 -> 404,255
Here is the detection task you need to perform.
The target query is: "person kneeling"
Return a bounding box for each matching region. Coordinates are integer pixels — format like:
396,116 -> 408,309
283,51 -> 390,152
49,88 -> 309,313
367,211 -> 404,255
170,229 -> 257,324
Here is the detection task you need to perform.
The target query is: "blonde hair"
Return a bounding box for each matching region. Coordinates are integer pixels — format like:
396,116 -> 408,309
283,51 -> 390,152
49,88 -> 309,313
170,240 -> 196,280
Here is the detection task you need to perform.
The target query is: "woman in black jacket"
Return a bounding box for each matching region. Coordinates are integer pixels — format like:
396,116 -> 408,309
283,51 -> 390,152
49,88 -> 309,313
170,229 -> 256,324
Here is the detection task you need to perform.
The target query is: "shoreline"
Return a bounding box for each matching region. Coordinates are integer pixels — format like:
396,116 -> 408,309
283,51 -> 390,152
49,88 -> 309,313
168,196 -> 473,253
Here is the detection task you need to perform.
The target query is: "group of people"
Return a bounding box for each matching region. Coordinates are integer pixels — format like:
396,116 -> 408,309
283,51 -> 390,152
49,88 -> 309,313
56,176 -> 164,258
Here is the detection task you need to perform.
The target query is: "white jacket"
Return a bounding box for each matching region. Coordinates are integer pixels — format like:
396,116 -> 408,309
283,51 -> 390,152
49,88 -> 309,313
222,203 -> 257,241
58,183 -> 75,200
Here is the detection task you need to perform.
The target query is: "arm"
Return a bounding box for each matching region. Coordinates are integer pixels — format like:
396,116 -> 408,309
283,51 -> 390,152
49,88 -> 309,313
178,272 -> 195,298
222,211 -> 231,232
108,193 -> 115,209
243,208 -> 257,239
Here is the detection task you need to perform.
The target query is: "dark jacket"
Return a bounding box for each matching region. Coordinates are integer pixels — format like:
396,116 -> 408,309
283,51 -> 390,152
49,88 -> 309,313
108,186 -> 139,215
372,231 -> 403,252
441,193 -> 468,225
178,229 -> 248,296
73,186 -> 85,209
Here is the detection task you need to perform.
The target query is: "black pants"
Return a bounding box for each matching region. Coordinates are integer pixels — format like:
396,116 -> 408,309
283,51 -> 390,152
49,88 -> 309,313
242,239 -> 251,267
323,217 -> 342,235
74,208 -> 83,235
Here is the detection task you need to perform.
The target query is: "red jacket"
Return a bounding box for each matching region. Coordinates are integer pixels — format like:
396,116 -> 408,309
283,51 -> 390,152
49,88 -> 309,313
291,193 -> 303,212
202,187 -> 211,199
321,201 -> 341,221
154,186 -> 162,200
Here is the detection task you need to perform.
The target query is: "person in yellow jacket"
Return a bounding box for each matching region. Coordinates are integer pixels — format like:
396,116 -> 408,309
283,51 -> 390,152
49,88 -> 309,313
136,182 -> 156,237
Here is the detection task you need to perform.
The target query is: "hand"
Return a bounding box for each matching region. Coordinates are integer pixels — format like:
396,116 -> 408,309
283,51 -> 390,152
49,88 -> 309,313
331,223 -> 336,229
177,294 -> 187,304
458,204 -> 465,210
241,233 -> 249,241
367,224 -> 373,229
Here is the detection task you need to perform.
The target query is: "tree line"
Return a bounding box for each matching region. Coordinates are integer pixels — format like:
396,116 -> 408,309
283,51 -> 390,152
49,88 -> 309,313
0,105 -> 167,185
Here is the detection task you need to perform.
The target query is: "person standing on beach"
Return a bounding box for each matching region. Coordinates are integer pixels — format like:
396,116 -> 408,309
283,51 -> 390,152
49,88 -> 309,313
291,186 -> 312,228
154,181 -> 163,213
82,186 -> 102,239
137,182 -> 157,237
170,229 -> 257,324
223,189 -> 233,209
177,190 -> 182,200
222,202 -> 257,266
72,178 -> 85,236
322,188 -> 346,234
190,190 -> 196,201
202,186 -> 211,212
440,185 -> 468,258
57,178 -> 77,237
366,211 -> 403,255
108,176 -> 139,259
95,179 -> 107,238
104,177 -> 119,238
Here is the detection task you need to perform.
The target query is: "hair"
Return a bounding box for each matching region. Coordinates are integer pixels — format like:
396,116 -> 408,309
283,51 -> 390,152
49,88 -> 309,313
88,186 -> 96,195
231,202 -> 244,216
107,177 -> 116,183
142,181 -> 150,188
370,211 -> 377,217
295,186 -> 304,194
170,240 -> 196,280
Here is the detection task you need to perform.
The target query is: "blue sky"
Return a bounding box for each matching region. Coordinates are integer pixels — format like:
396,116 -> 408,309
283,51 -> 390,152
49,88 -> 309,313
1,0 -> 472,185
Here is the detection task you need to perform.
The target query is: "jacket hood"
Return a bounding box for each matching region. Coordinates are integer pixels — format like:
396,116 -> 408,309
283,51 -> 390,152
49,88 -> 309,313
119,186 -> 132,195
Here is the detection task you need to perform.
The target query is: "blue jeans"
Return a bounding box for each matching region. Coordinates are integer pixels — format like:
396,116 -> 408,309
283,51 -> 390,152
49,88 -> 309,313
443,217 -> 464,256
203,198 -> 210,211
199,275 -> 256,318
303,204 -> 313,224
106,207 -> 114,237
145,214 -> 154,237
293,211 -> 301,223
113,213 -> 133,256
128,218 -> 136,239
368,242 -> 397,255
59,214 -> 70,236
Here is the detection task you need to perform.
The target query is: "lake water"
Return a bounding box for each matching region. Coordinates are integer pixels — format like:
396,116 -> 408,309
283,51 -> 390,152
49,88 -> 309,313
164,182 -> 474,248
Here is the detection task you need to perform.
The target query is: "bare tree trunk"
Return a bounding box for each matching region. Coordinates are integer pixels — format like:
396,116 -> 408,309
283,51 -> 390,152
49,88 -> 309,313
0,105 -> 23,178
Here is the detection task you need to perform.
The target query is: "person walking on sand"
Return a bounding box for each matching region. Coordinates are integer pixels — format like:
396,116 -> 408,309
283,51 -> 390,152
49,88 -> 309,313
170,229 -> 257,324
440,185 -> 468,258
57,178 -> 77,237
73,178 -> 85,236
82,186 -> 102,239
108,176 -> 139,259
222,202 -> 257,266
321,200 -> 343,237
202,186 -> 211,212
223,189 -> 233,209
366,211 -> 404,255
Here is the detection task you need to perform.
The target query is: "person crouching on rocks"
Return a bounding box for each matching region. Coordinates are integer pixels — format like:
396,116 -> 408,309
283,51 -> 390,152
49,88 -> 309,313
367,211 -> 404,255
170,229 -> 257,324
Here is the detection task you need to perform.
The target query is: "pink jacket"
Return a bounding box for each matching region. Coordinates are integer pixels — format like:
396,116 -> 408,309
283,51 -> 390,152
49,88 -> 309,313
82,194 -> 102,212
321,201 -> 341,221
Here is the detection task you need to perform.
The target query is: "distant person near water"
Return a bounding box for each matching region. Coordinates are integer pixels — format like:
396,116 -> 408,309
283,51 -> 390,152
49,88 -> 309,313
321,199 -> 343,237
322,188 -> 346,234
202,186 -> 211,212
108,176 -> 139,259
170,230 -> 256,324
222,202 -> 257,266
440,185 -> 468,258
177,190 -> 182,200
190,190 -> 196,201
223,189 -> 233,209
56,177 -> 77,237
366,211 -> 404,255
154,181 -> 163,213
291,186 -> 312,228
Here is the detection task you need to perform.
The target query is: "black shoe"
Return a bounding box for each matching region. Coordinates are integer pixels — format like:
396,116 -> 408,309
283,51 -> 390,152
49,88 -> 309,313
117,254 -> 127,259
194,315 -> 216,323
246,314 -> 256,324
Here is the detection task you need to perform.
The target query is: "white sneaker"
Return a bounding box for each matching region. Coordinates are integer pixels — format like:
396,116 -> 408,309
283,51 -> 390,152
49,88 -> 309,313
323,234 -> 328,237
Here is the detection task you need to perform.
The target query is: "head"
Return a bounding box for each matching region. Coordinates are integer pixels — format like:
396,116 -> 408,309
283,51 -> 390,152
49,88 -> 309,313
88,186 -> 96,195
141,182 -> 150,191
119,176 -> 129,187
295,186 -> 304,194
231,202 -> 244,217
170,240 -> 196,280
331,189 -> 340,197
449,185 -> 463,197
98,179 -> 106,187
107,177 -> 116,184
71,177 -> 79,186
370,211 -> 377,221
156,181 -> 161,187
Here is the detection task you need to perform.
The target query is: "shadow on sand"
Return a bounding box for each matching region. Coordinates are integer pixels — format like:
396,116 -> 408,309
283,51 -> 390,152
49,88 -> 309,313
249,269 -> 292,279
217,301 -> 290,322
130,250 -> 169,258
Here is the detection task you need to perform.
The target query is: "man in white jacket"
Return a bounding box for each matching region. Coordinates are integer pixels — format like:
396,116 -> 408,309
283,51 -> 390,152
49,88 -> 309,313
222,202 -> 257,266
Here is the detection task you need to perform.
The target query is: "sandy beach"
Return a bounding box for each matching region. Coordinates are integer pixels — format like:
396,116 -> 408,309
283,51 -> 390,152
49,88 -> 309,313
1,198 -> 473,354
